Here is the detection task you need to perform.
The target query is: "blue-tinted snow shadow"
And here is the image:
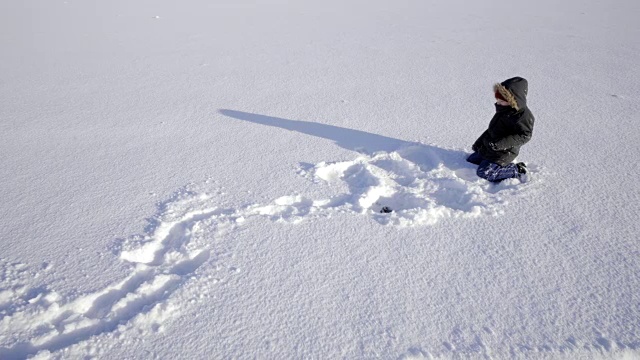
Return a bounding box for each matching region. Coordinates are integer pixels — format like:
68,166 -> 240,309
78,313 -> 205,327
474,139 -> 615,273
218,109 -> 471,172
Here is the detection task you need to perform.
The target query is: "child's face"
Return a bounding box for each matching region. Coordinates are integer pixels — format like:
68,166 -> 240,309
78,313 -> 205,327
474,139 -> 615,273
495,96 -> 510,106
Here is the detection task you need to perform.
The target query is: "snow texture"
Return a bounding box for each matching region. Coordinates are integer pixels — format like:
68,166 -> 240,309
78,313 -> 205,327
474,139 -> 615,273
1,0 -> 640,359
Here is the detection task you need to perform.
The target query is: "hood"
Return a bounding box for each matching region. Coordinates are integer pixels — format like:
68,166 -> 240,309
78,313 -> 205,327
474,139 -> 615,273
494,77 -> 528,111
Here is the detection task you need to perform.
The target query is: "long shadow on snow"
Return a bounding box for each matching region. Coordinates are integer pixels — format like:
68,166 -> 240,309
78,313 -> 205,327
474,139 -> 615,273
218,109 -> 471,172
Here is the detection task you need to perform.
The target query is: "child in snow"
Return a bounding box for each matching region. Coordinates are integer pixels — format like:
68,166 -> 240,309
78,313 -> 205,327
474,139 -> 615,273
467,76 -> 535,182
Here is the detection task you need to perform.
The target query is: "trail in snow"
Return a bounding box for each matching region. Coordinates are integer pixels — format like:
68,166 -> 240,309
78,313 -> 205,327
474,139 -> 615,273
0,131 -> 537,359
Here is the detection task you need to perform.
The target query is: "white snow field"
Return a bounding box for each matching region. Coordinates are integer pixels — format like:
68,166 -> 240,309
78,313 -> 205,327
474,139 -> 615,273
1,0 -> 640,358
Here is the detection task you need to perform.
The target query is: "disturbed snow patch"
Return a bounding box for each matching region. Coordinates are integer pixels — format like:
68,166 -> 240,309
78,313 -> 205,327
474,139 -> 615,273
299,144 -> 531,226
0,191 -> 215,359
0,145 -> 536,358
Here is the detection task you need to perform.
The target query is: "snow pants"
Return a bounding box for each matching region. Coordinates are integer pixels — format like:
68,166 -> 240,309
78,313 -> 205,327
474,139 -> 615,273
466,152 -> 521,182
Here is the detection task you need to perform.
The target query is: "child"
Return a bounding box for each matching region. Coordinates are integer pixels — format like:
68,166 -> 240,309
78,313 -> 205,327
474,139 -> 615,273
467,77 -> 535,182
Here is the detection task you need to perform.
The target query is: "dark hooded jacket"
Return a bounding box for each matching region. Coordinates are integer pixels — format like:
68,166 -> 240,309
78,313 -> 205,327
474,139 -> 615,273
472,77 -> 535,166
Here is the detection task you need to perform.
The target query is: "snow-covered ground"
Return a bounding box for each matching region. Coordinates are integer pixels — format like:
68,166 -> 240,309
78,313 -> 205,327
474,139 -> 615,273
1,0 -> 639,358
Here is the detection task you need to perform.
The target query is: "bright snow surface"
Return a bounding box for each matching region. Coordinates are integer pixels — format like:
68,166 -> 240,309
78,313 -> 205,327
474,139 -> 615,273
1,0 -> 640,359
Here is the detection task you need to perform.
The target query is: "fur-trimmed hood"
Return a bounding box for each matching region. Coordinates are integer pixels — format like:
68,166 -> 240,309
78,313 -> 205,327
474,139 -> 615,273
494,77 -> 528,111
